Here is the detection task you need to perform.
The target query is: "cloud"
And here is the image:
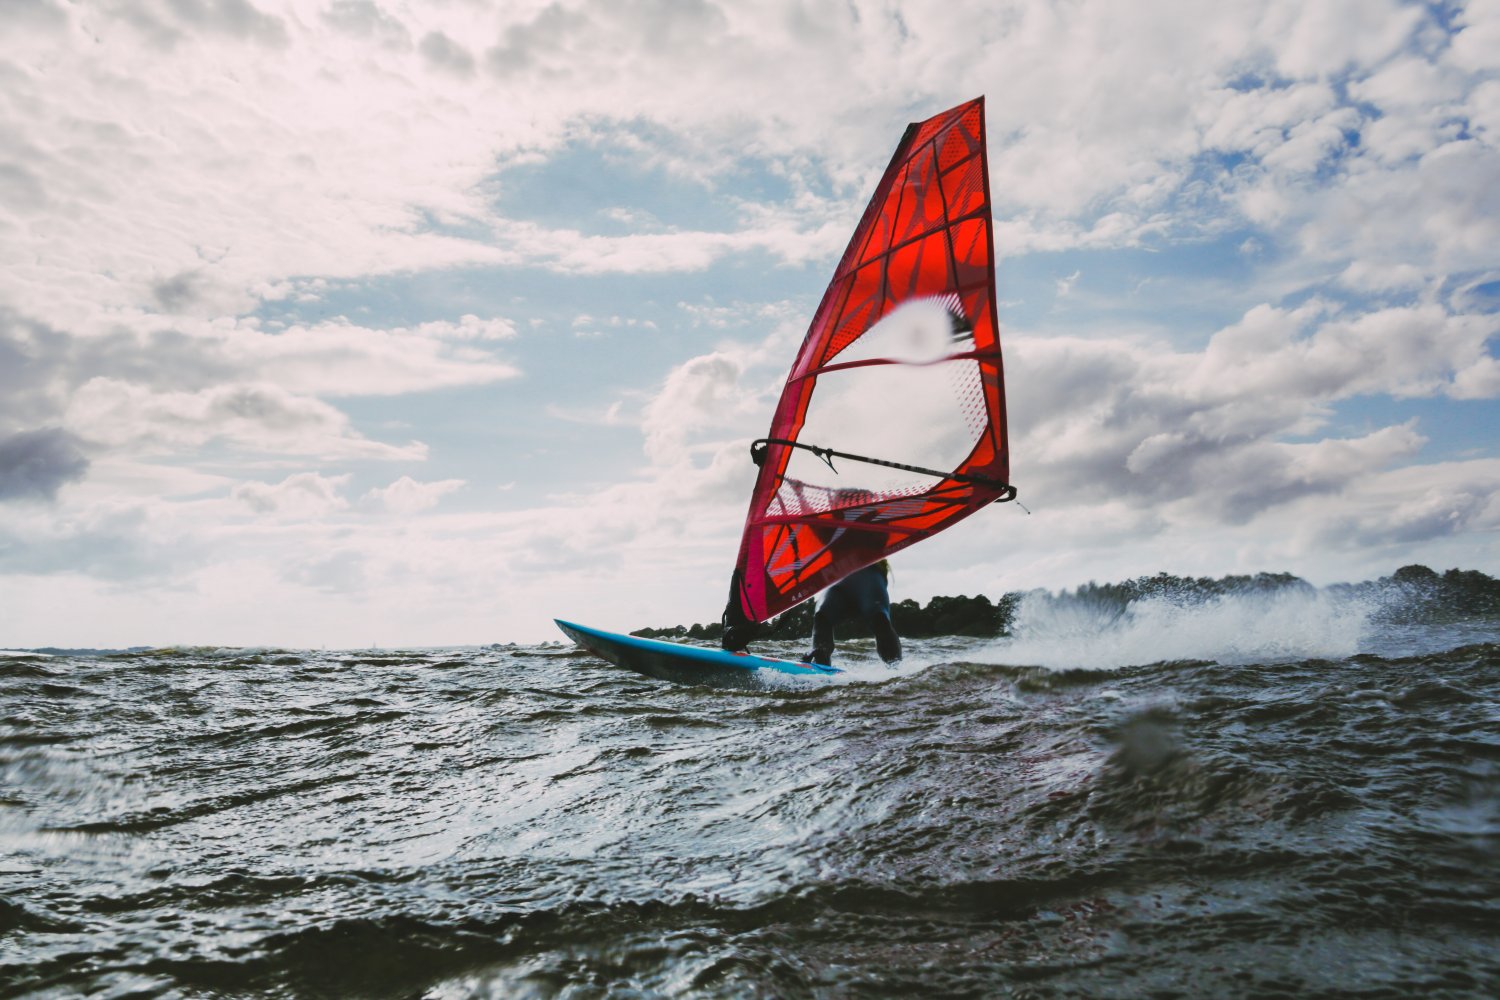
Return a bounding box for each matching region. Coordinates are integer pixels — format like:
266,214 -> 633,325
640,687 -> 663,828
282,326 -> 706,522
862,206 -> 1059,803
1292,459 -> 1500,551
0,307 -> 520,482
1187,302 -> 1499,404
640,347 -> 774,469
484,0 -> 731,79
545,400 -> 629,426
233,472 -> 351,519
151,270 -> 208,313
3,0 -> 1500,645
0,428 -> 89,502
6,0 -> 67,33
419,30 -> 475,78
1008,296 -> 1495,523
0,497 -> 183,580
412,314 -> 518,340
324,0 -> 412,50
1264,0 -> 1422,78
0,1 -> 1377,337
363,475 -> 465,514
1451,354 -> 1500,399
111,0 -> 291,50
2,0 -> 1476,347
1287,139 -> 1500,280
65,378 -> 426,461
287,549 -> 368,594
570,313 -> 659,337
1451,0 -> 1500,74
135,316 -> 523,396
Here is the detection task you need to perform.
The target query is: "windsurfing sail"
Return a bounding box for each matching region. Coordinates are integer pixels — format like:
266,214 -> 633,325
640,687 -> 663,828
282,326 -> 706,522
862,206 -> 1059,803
726,96 -> 1013,628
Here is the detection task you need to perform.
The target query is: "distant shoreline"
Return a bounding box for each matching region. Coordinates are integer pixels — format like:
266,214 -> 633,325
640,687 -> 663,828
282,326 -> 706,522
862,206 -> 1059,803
6,565 -> 1497,653
630,564 -> 1500,642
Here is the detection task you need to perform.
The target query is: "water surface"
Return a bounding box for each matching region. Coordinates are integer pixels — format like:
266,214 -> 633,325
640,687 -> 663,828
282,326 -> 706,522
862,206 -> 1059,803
3,590 -> 1497,997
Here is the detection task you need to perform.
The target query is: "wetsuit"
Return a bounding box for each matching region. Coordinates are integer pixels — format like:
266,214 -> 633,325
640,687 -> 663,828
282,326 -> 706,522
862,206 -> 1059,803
807,563 -> 902,666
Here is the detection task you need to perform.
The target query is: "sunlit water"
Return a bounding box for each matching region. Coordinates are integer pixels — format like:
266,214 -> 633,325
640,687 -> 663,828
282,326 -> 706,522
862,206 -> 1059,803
3,590 -> 1498,998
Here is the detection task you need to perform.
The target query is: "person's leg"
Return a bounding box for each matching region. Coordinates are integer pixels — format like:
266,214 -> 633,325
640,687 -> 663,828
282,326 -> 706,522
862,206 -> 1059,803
806,587 -> 854,666
871,611 -> 902,664
807,604 -> 836,665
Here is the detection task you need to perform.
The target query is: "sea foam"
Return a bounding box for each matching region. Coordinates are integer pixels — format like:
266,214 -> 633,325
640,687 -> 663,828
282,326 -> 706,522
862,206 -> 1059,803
986,585 -> 1376,671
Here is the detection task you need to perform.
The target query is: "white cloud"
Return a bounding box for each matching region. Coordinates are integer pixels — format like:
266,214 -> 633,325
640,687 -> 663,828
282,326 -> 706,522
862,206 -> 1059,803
1287,139 -> 1500,281
149,316 -> 523,397
67,459 -> 231,503
0,308 -> 519,485
641,351 -> 750,466
1468,79 -> 1500,146
233,472 -> 351,519
1451,354 -> 1500,399
1450,0 -> 1500,74
637,331 -> 795,471
0,0 -> 1456,342
323,1 -> 413,50
64,377 -> 426,461
363,475 -> 465,514
0,491 -> 187,581
1260,107 -> 1360,174
569,313 -> 659,337
1265,0 -> 1423,78
545,400 -> 629,426
413,314 -> 518,340
1187,303 -> 1499,404
1006,297 -> 1496,525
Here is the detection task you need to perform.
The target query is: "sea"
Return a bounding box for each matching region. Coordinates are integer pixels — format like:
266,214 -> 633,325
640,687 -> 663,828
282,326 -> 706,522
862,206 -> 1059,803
2,584 -> 1497,999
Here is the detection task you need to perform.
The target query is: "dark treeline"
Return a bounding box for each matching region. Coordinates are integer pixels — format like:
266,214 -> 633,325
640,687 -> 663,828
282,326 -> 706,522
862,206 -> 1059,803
1339,563 -> 1500,618
630,564 -> 1500,641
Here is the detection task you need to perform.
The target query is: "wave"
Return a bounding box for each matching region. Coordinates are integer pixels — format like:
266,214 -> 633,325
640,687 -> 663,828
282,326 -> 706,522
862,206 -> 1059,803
974,584 -> 1440,671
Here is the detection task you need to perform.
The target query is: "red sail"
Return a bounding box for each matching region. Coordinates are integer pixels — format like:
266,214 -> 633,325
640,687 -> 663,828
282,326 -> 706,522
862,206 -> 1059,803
730,97 -> 1012,623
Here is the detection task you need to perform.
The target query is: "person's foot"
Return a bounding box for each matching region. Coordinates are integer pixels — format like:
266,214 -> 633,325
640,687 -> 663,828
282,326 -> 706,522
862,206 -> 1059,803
721,623 -> 754,652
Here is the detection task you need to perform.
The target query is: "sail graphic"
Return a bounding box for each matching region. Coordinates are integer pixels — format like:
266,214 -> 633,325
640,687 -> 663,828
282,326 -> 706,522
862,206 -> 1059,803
727,97 -> 1013,625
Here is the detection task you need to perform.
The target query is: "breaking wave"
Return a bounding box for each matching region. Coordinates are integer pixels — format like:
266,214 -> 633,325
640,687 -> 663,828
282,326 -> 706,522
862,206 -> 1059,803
989,584 -> 1380,670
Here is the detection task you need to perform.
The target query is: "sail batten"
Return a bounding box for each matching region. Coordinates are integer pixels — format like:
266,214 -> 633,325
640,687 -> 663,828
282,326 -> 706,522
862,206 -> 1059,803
791,347 -> 1004,382
728,97 -> 1012,625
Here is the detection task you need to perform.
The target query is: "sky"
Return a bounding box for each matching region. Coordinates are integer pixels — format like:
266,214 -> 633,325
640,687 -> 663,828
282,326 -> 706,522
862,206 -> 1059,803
2,0 -> 1498,647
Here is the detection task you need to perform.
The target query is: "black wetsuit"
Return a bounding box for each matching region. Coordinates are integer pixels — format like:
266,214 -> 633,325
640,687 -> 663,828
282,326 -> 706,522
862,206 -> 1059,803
807,563 -> 902,666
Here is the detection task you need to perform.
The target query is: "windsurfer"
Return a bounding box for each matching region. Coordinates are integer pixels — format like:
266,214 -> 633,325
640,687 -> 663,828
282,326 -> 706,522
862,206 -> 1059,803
720,99 -> 1007,667
805,560 -> 902,666
720,569 -> 759,653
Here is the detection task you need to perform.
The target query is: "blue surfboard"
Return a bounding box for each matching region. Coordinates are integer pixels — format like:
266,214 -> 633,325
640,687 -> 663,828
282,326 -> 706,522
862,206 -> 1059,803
555,619 -> 840,687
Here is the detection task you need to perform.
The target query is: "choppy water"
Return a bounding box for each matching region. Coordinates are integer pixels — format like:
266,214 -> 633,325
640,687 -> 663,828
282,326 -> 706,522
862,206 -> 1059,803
3,589 -> 1498,998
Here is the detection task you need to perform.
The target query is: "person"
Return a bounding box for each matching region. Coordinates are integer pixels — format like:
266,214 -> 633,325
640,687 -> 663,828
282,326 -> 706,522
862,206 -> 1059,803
720,569 -> 758,653
805,559 -> 902,666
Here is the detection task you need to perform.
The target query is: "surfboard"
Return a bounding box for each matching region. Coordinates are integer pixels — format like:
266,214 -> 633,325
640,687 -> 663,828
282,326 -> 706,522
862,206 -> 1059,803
555,619 -> 840,687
